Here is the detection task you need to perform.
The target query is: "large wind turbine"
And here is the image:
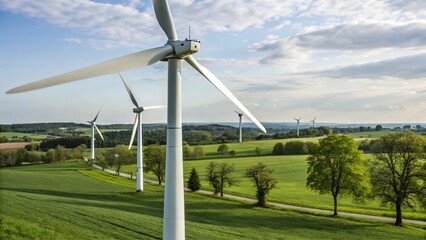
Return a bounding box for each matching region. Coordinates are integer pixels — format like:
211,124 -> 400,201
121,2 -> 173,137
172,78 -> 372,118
119,73 -> 164,192
294,117 -> 301,137
7,1 -> 267,239
235,111 -> 243,143
88,109 -> 104,160
310,117 -> 316,127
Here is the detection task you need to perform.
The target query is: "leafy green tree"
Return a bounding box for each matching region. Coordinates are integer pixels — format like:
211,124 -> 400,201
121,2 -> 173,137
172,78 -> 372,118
192,146 -> 205,159
144,145 -> 166,184
318,126 -> 332,135
254,146 -> 262,156
183,143 -> 192,159
375,125 -> 383,131
15,149 -> 27,166
307,135 -> 370,216
246,162 -> 277,206
284,141 -> 308,155
54,145 -> 66,162
206,162 -> 236,196
305,142 -> 319,153
217,144 -> 230,157
44,149 -> 56,163
369,132 -> 426,226
403,125 -> 411,129
73,144 -> 87,159
229,150 -> 237,157
272,143 -> 285,155
24,143 -> 39,151
187,168 -> 201,191
111,145 -> 134,175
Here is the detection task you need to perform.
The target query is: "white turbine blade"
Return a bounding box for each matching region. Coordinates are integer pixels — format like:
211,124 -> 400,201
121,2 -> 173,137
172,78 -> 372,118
153,0 -> 178,41
93,107 -> 102,122
119,73 -> 139,108
185,55 -> 266,133
129,114 -> 138,149
143,105 -> 166,111
94,124 -> 104,140
7,45 -> 173,93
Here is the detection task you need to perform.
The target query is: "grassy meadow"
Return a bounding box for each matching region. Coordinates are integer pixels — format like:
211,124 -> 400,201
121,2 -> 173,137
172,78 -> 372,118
1,161 -> 425,239
0,132 -> 54,140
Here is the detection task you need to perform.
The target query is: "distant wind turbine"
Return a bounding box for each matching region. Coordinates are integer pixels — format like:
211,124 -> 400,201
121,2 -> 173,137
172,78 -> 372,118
294,117 -> 301,137
87,108 -> 104,159
235,111 -> 243,143
7,0 -> 267,238
119,73 -> 165,192
310,117 -> 316,127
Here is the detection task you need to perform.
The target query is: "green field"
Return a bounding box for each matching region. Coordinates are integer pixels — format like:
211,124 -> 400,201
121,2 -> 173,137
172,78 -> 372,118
0,132 -> 55,140
1,161 -> 424,239
346,129 -> 397,139
121,153 -> 426,221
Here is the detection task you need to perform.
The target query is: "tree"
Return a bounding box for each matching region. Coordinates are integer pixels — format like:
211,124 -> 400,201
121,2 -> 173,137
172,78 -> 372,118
246,162 -> 277,206
187,168 -> 201,191
183,143 -> 192,159
217,144 -> 229,157
403,125 -> 411,129
229,150 -> 237,157
111,145 -> 134,175
206,162 -> 236,196
375,125 -> 383,131
284,141 -> 308,155
54,145 -> 66,162
272,143 -> 285,155
307,135 -> 370,216
369,132 -> 426,226
144,145 -> 166,184
73,144 -> 87,159
254,146 -> 262,156
192,146 -> 205,159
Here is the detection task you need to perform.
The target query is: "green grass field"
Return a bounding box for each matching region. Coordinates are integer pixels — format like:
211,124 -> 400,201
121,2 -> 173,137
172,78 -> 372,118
346,129 -> 397,139
0,132 -> 54,140
121,153 -> 426,221
1,161 -> 424,239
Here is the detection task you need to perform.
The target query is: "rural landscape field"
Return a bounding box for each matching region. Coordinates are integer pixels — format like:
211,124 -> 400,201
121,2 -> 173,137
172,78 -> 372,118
2,0 -> 426,239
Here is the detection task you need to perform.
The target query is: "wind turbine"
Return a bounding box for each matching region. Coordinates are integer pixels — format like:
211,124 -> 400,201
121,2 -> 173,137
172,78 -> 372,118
7,1 -> 267,239
88,108 -> 104,160
294,117 -> 301,137
235,111 -> 243,143
310,117 -> 316,127
119,73 -> 165,192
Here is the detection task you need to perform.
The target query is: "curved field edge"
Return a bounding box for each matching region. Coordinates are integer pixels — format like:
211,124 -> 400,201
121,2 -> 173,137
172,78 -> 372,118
0,161 -> 424,240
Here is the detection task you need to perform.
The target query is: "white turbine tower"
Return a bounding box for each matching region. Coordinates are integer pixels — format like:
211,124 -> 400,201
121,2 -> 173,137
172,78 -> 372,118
294,117 -> 301,137
310,117 -> 316,127
119,73 -> 165,192
88,109 -> 104,160
7,1 -> 267,239
235,111 -> 243,143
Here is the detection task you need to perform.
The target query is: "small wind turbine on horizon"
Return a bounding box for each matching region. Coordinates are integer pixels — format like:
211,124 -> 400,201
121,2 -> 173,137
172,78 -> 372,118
310,117 -> 316,127
87,109 -> 104,160
294,117 -> 301,137
119,73 -> 165,192
7,1 -> 267,238
235,111 -> 243,143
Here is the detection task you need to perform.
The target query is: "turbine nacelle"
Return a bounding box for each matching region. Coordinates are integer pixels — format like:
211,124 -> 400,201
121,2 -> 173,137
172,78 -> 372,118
171,40 -> 200,59
133,107 -> 145,113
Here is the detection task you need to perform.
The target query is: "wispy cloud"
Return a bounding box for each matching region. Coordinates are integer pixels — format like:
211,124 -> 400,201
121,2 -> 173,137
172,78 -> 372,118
299,54 -> 426,79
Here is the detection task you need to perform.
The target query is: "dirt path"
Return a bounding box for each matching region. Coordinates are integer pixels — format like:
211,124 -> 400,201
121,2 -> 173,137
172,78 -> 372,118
91,164 -> 426,226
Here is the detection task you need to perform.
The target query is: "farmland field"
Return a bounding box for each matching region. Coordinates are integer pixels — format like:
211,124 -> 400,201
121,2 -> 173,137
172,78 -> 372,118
121,153 -> 426,221
1,161 -> 424,239
0,132 -> 54,140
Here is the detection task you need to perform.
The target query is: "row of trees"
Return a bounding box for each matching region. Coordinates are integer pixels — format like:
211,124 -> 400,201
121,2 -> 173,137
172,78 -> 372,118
0,144 -> 87,167
272,141 -> 318,155
306,132 -> 426,226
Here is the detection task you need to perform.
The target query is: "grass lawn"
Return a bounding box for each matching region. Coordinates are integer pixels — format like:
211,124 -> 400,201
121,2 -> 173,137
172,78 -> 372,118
0,132 -> 54,140
346,129 -> 397,139
1,161 -> 424,239
121,153 -> 426,221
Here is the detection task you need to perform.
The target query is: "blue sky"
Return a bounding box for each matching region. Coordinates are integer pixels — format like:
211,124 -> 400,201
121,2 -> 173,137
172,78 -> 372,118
1,0 -> 426,125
